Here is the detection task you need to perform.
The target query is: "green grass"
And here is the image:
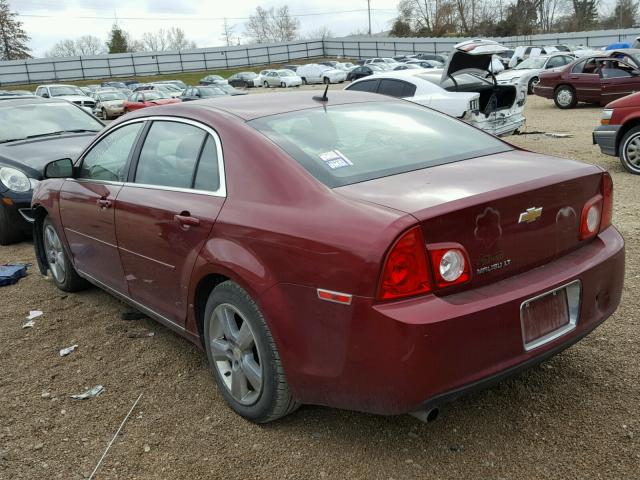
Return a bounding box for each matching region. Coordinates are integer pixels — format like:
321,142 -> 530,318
3,57 -> 353,91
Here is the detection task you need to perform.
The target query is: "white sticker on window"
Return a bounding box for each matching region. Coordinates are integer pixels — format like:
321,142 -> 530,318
319,149 -> 353,169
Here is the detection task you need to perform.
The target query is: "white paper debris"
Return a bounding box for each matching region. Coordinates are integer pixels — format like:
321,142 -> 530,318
545,132 -> 573,138
71,385 -> 105,400
22,320 -> 35,329
59,345 -> 79,357
26,310 -> 43,320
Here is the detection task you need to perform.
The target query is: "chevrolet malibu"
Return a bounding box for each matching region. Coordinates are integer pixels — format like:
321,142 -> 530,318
31,91 -> 624,423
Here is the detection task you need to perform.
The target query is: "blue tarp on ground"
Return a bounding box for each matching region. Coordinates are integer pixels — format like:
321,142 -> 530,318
0,264 -> 27,286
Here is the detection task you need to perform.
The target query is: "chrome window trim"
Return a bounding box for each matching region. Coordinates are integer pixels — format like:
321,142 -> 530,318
520,280 -> 581,352
75,115 -> 227,198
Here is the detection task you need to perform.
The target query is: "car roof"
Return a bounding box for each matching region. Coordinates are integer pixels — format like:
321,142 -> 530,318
186,90 -> 395,121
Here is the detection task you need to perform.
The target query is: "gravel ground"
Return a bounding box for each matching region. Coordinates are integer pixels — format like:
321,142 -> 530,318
1,94 -> 639,479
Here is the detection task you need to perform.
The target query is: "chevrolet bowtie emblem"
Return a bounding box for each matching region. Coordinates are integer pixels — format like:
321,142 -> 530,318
518,207 -> 543,224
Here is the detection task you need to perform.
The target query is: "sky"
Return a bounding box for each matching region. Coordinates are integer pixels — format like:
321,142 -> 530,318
9,0 -> 401,57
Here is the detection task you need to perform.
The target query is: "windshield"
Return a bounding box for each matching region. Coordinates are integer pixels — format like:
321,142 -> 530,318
0,102 -> 102,142
370,65 -> 383,71
143,92 -> 169,100
250,102 -> 511,188
199,87 -> 225,97
50,86 -> 84,97
98,92 -> 126,101
516,57 -> 548,69
278,70 -> 296,76
243,72 -> 257,79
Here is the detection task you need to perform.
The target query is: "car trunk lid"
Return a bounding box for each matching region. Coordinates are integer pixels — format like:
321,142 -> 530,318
442,39 -> 512,83
335,149 -> 603,288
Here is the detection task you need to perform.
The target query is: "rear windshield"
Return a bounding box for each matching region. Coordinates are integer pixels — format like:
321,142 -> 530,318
250,102 -> 511,187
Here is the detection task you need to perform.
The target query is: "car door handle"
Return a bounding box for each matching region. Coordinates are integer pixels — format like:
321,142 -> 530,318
174,213 -> 200,227
97,198 -> 111,209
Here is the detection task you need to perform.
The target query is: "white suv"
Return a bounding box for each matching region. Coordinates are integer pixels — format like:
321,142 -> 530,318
296,64 -> 347,85
35,84 -> 95,113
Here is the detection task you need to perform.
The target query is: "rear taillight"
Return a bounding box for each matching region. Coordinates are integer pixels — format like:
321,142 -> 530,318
378,226 -> 431,300
601,172 -> 613,230
579,172 -> 613,241
429,246 -> 471,288
580,195 -> 602,240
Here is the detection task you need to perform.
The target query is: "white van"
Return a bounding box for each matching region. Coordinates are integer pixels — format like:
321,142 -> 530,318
296,64 -> 347,85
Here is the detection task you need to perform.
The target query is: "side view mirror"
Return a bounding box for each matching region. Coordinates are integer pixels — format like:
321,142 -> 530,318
44,158 -> 74,179
41,93 -> 50,98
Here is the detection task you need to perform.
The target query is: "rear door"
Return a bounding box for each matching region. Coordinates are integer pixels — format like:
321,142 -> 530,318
114,118 -> 226,325
59,121 -> 145,294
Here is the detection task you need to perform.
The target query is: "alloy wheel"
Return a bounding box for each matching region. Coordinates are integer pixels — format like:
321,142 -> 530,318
208,303 -> 263,405
44,224 -> 66,284
556,89 -> 573,107
623,133 -> 640,173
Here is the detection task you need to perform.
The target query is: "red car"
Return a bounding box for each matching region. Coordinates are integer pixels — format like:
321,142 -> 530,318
593,90 -> 640,173
123,91 -> 180,112
534,53 -> 640,109
31,91 -> 624,423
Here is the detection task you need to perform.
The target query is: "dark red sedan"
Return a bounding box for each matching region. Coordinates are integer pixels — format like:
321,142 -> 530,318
31,91 -> 624,423
123,91 -> 180,112
534,53 -> 640,108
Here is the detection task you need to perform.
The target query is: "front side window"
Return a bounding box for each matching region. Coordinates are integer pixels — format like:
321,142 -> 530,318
135,121 -> 206,189
250,102 -> 511,188
79,122 -> 143,181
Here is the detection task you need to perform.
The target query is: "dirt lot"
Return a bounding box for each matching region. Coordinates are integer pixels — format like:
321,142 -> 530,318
1,94 -> 638,479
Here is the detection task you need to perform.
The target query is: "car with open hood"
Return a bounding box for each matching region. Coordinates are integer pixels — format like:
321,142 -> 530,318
418,39 -> 527,136
496,53 -> 576,94
534,54 -> 640,109
31,91 -> 623,423
0,96 -> 103,244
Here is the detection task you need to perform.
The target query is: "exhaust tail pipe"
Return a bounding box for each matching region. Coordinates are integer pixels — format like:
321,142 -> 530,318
410,407 -> 439,423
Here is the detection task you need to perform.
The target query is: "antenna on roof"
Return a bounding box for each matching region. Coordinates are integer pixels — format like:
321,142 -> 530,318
313,84 -> 329,102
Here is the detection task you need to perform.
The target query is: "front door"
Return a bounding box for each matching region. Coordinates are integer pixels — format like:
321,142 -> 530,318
59,121 -> 145,294
599,59 -> 640,103
570,58 -> 602,103
115,119 -> 226,325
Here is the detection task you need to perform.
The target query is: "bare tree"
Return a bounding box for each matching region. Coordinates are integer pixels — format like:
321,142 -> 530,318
0,0 -> 31,60
305,26 -> 334,40
245,5 -> 300,43
138,27 -> 195,52
167,27 -> 196,50
221,18 -> 236,46
141,28 -> 169,52
46,35 -> 104,57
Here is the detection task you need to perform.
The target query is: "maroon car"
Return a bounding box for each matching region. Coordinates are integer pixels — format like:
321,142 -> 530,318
534,53 -> 640,109
593,91 -> 640,174
31,91 -> 624,423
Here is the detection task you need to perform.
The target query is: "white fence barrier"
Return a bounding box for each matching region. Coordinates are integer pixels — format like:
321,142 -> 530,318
0,28 -> 638,86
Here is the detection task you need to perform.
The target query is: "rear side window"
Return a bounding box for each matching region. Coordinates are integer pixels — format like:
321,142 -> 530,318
348,79 -> 379,93
250,102 -> 511,188
193,136 -> 220,191
377,79 -> 416,98
135,121 -> 206,189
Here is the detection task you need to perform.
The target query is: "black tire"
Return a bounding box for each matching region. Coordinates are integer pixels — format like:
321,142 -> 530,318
619,126 -> 640,175
101,108 -> 109,120
323,77 -> 330,85
203,281 -> 299,423
280,82 -> 286,88
263,81 -> 269,88
0,205 -> 24,245
301,77 -> 307,85
554,85 -> 577,109
42,217 -> 87,292
527,76 -> 539,95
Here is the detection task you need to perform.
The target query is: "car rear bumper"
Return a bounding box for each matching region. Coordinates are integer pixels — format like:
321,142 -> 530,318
593,124 -> 621,156
469,111 -> 526,137
261,227 -> 624,415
